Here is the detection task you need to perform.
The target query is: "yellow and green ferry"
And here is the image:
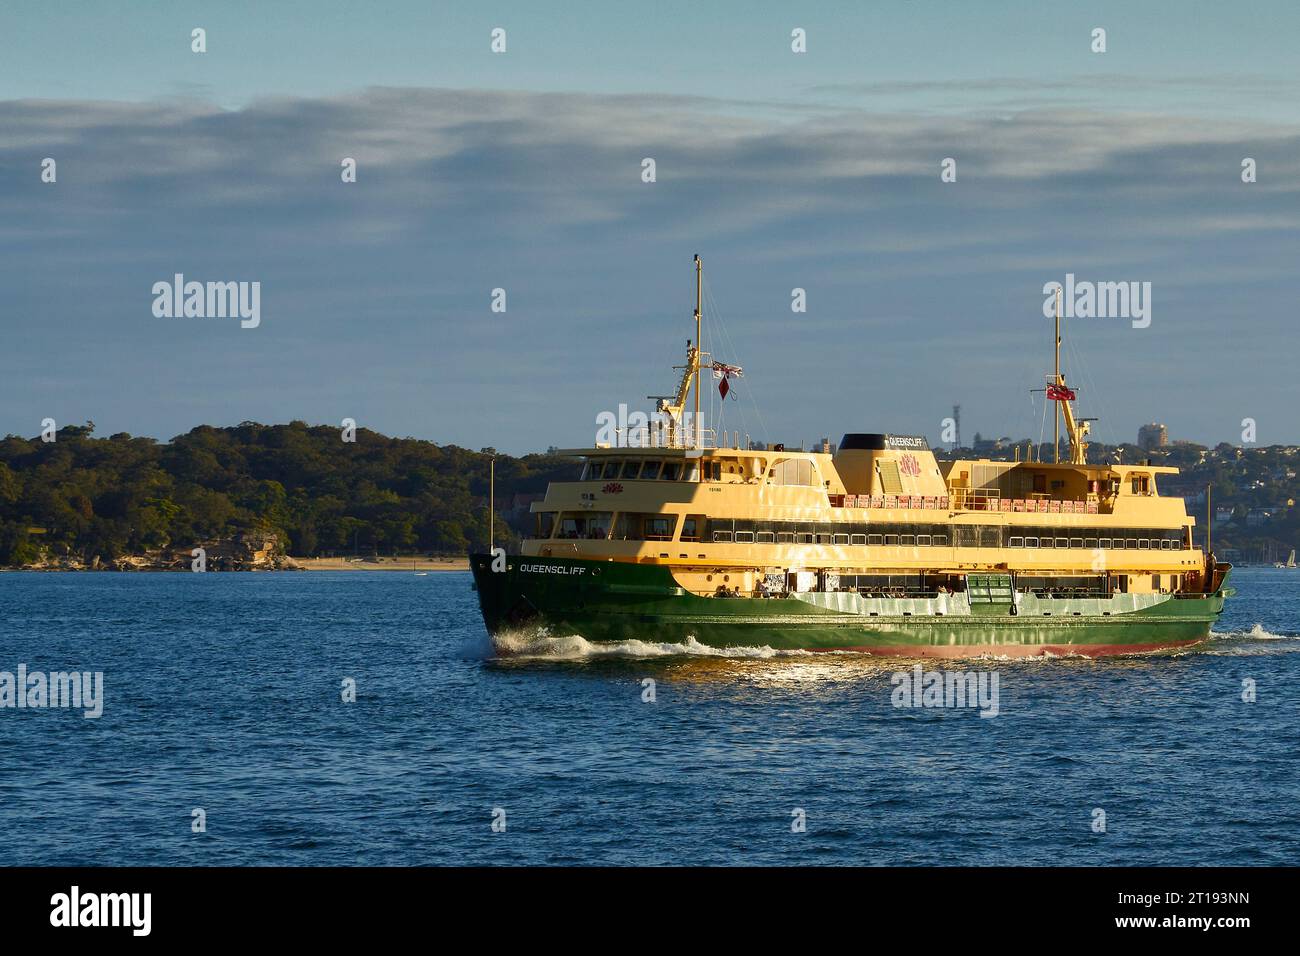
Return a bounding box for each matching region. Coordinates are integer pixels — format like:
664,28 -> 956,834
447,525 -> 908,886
472,258 -> 1232,656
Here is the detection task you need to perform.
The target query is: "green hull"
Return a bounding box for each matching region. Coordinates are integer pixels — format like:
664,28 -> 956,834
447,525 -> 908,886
470,555 -> 1229,657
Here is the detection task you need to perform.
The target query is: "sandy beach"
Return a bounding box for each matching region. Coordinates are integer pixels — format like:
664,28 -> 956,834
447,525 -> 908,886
294,556 -> 470,572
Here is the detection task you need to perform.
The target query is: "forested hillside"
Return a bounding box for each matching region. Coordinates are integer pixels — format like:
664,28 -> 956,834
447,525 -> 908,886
0,422 -> 572,566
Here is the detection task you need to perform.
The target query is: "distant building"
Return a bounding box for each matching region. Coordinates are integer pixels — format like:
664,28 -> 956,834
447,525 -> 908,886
1137,423 -> 1168,451
1246,508 -> 1274,527
973,435 -> 1011,454
507,493 -> 543,517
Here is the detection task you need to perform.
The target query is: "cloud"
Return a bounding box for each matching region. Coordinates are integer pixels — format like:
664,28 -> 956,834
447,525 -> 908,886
1,87 -> 1298,450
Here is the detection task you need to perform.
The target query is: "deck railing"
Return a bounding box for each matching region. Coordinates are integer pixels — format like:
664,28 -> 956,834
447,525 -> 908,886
828,491 -> 1101,514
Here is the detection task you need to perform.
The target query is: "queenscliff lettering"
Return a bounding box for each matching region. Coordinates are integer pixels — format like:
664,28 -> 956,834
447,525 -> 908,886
0,665 -> 103,718
151,274 -> 261,328
884,434 -> 930,450
519,564 -> 584,575
49,886 -> 151,936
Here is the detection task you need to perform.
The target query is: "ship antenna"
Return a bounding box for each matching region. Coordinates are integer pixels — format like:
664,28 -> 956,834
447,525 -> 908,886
1054,286 -> 1061,464
1206,483 -> 1212,560
693,254 -> 702,449
1048,285 -> 1090,465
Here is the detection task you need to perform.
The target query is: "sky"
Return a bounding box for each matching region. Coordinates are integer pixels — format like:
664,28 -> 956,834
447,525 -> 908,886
2,1 -> 1299,454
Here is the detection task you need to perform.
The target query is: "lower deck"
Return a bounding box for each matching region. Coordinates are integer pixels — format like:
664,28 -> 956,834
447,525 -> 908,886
471,555 -> 1232,656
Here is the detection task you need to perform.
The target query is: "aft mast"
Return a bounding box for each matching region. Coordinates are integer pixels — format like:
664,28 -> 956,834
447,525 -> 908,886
693,254 -> 702,449
1048,286 -> 1090,466
652,255 -> 707,449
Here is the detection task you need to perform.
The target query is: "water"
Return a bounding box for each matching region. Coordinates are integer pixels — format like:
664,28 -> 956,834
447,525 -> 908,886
0,567 -> 1296,866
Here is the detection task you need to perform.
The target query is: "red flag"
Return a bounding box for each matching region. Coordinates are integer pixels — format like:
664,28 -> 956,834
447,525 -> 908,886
710,361 -> 742,400
1046,384 -> 1076,402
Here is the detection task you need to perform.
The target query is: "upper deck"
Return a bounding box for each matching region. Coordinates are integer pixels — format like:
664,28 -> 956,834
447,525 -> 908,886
540,439 -> 1188,526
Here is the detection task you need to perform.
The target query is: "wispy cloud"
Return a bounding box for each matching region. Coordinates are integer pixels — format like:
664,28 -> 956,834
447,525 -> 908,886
1,87 -> 1297,450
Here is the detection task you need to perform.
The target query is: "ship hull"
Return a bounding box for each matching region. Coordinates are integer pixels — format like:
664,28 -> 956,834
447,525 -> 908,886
470,555 -> 1227,657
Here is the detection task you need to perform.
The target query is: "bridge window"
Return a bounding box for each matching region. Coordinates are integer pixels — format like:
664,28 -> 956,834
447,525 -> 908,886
643,515 -> 677,540
770,458 -> 816,486
558,512 -> 612,539
661,461 -> 682,481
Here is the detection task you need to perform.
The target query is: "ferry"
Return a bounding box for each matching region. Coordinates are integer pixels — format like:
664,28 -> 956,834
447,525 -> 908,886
472,257 -> 1232,656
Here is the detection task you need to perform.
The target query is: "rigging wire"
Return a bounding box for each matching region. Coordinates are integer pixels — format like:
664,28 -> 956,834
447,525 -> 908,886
1036,381 -> 1049,459
1064,327 -> 1117,453
703,277 -> 771,449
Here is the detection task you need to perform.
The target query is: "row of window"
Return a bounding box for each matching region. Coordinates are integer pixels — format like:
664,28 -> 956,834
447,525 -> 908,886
578,457 -> 817,484
540,512 -> 1190,550
704,519 -> 1188,550
579,459 -> 688,481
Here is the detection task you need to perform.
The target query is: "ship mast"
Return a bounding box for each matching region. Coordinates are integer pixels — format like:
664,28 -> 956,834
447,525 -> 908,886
1054,288 -> 1061,463
693,254 -> 702,449
651,255 -> 706,448
1050,286 -> 1090,465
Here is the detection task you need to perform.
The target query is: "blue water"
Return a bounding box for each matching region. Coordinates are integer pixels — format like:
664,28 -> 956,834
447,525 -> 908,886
0,567 -> 1296,866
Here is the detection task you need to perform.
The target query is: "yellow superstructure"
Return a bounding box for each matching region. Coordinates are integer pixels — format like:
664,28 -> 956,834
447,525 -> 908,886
519,257 -> 1222,601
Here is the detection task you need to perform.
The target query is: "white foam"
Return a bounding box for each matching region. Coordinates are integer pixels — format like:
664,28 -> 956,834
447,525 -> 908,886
1211,623 -> 1293,641
490,629 -> 811,660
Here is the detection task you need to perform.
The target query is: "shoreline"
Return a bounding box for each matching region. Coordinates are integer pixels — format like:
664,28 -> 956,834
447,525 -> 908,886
294,556 -> 470,572
2,556 -> 472,572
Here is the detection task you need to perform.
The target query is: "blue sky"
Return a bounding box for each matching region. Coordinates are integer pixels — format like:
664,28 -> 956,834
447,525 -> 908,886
2,1 -> 1299,453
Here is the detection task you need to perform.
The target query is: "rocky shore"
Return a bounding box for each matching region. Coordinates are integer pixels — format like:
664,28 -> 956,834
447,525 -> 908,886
12,531 -> 302,572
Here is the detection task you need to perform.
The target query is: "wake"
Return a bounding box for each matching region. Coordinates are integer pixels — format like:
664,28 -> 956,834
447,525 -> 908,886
489,630 -> 811,660
1202,623 -> 1300,655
